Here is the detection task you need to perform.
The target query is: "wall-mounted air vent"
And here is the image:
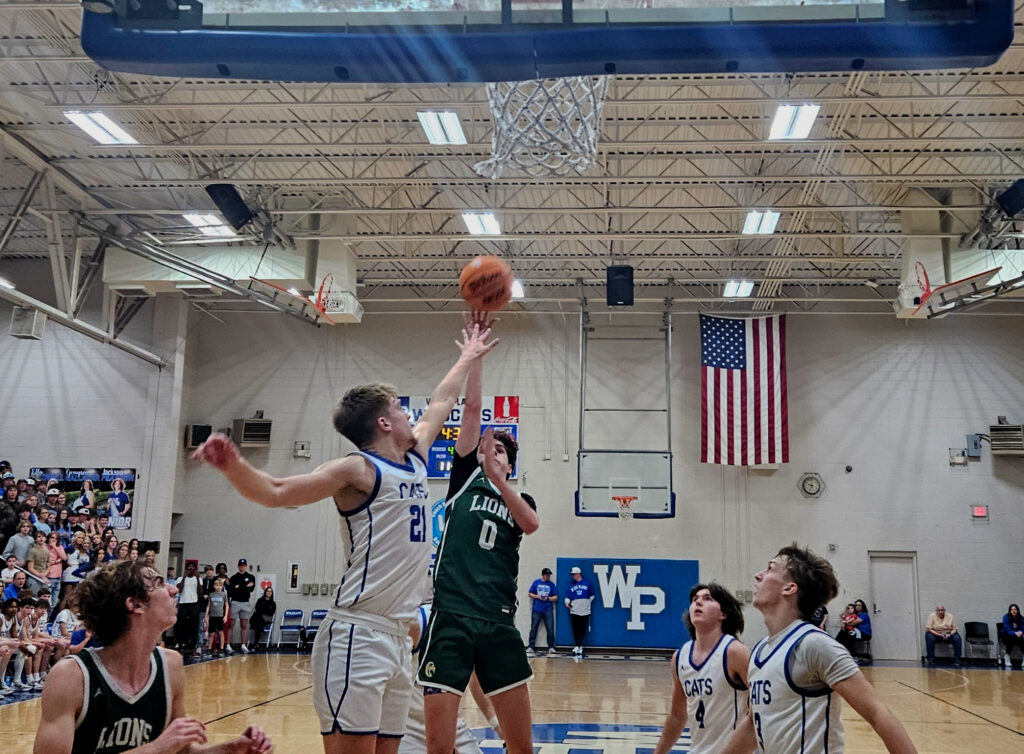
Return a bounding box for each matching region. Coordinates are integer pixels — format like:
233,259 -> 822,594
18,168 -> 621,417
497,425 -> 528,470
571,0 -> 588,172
233,418 -> 272,447
990,424 -> 1024,456
9,307 -> 46,340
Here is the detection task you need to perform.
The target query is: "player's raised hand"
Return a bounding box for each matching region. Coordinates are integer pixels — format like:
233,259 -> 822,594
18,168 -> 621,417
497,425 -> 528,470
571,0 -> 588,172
465,309 -> 498,332
189,432 -> 240,470
456,321 -> 498,361
150,716 -> 207,752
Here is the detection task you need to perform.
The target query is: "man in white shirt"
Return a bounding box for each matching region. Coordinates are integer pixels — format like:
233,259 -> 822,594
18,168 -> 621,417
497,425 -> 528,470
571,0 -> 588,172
175,562 -> 202,657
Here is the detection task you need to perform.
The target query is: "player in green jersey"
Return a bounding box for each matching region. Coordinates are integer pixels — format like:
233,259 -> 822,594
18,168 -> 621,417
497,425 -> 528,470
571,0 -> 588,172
418,317 -> 539,754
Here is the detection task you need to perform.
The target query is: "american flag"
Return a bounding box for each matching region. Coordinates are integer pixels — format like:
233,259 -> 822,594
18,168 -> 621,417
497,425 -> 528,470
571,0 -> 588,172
700,314 -> 788,466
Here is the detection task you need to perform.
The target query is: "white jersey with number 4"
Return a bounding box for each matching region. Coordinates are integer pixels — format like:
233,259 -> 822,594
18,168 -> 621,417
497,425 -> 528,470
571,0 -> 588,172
747,620 -> 859,754
676,635 -> 747,754
332,450 -> 431,622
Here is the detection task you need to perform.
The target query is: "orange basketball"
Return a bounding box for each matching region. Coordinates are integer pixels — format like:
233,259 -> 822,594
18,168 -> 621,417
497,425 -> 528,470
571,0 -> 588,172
459,255 -> 514,311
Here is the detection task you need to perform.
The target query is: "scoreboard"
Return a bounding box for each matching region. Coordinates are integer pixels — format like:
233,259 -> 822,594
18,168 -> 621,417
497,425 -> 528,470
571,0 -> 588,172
400,395 -> 519,480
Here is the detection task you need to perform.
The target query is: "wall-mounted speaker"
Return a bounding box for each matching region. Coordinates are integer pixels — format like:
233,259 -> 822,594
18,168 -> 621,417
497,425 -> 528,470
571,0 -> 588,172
606,265 -> 634,306
205,184 -> 255,230
184,424 -> 213,449
996,179 -> 1024,218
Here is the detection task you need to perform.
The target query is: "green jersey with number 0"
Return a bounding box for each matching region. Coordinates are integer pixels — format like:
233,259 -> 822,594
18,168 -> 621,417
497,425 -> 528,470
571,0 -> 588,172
432,452 -> 535,625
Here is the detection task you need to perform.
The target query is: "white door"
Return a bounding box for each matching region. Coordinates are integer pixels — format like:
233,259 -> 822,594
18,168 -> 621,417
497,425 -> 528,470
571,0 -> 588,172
867,552 -> 920,660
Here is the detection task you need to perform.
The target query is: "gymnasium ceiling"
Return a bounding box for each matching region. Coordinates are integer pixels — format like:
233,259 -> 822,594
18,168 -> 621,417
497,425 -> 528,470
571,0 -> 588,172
1,0 -> 1024,335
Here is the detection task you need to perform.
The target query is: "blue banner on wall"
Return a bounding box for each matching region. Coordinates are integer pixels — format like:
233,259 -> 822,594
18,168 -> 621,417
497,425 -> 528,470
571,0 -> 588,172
555,557 -> 699,650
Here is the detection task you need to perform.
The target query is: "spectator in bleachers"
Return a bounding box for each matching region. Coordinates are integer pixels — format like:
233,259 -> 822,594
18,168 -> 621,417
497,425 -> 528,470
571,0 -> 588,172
45,531 -> 66,611
2,554 -> 18,585
62,531 -> 92,597
142,549 -> 157,569
4,570 -> 27,600
15,478 -> 31,503
127,549 -> 139,563
1001,603 -> 1024,669
0,489 -> 17,544
0,472 -> 14,491
101,535 -> 119,563
26,529 -> 50,594
3,486 -> 20,518
3,519 -> 36,565
44,486 -> 61,512
128,537 -> 141,554
115,541 -> 130,560
68,510 -> 85,537
33,503 -> 52,535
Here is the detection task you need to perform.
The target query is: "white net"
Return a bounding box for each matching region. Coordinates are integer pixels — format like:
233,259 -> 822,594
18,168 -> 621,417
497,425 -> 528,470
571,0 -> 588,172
613,495 -> 637,521
475,76 -> 610,179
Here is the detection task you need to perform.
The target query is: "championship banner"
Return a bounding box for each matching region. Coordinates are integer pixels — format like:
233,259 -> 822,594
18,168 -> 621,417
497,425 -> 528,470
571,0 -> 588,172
400,395 -> 519,479
29,466 -> 138,530
554,558 -> 699,650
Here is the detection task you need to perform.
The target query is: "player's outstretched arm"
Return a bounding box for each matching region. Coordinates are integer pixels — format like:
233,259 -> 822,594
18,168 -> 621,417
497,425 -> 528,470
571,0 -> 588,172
726,639 -> 752,689
833,673 -> 917,754
652,650 -> 687,754
413,321 -> 497,459
191,434 -> 370,509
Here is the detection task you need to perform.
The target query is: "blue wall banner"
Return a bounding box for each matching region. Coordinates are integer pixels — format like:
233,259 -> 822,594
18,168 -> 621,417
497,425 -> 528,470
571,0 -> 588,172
555,558 -> 699,650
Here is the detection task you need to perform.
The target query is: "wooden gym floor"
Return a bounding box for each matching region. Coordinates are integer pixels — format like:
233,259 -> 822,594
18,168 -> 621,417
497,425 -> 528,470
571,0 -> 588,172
5,653 -> 1024,752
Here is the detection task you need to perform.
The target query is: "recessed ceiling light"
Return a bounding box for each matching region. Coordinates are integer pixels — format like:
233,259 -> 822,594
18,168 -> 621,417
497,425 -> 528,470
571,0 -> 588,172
723,279 -> 755,298
768,104 -> 820,140
742,210 -> 780,235
461,211 -> 500,235
417,111 -> 467,145
183,213 -> 237,237
511,279 -> 525,299
63,111 -> 138,145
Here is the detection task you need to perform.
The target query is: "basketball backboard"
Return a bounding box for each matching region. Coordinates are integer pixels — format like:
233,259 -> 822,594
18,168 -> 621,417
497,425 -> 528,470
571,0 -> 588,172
81,0 -> 1013,83
575,450 -> 674,519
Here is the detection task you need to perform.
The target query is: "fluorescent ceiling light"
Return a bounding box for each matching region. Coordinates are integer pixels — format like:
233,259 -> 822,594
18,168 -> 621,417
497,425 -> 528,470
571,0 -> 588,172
743,210 -> 780,235
724,280 -> 755,298
462,211 -> 500,235
417,111 -> 467,145
0,277 -> 14,290
183,213 -> 237,237
63,111 -> 138,145
768,104 -> 820,140
511,279 -> 525,299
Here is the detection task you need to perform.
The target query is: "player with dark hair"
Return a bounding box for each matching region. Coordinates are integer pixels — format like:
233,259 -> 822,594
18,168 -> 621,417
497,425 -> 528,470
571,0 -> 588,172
654,582 -> 750,754
33,560 -> 272,753
418,317 -> 539,754
721,544 -> 917,754
191,322 -> 496,754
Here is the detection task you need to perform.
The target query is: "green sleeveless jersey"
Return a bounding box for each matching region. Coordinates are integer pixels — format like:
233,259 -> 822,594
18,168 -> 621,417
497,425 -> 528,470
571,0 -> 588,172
432,452 -> 534,625
71,647 -> 171,754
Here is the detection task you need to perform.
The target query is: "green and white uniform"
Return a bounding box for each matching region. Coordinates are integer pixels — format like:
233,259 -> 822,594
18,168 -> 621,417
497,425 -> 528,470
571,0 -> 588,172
417,451 -> 534,695
70,647 -> 171,754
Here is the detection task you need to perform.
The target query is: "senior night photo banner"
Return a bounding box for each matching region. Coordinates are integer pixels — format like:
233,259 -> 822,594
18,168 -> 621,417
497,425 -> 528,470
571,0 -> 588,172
29,466 -> 137,530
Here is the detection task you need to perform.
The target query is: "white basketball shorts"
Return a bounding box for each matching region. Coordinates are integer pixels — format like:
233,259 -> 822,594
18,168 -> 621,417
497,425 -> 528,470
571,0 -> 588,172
312,615 -> 413,737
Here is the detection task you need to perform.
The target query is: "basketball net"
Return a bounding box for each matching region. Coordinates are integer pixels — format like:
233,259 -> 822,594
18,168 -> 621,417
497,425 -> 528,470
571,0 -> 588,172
612,495 -> 637,521
897,260 -> 933,309
475,76 -> 610,179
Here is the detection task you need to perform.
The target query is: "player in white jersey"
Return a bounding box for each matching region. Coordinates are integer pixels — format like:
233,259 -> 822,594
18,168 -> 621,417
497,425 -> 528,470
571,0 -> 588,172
653,582 -> 750,754
402,604 -> 496,754
192,321 -> 497,754
721,544 -> 917,754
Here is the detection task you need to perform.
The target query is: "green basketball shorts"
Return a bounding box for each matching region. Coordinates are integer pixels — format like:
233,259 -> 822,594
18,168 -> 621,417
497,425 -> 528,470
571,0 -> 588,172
416,610 -> 532,696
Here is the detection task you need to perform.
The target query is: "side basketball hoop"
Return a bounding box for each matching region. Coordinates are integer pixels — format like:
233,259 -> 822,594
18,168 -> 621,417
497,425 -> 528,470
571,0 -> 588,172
898,260 -> 933,309
475,76 -> 610,179
611,495 -> 638,521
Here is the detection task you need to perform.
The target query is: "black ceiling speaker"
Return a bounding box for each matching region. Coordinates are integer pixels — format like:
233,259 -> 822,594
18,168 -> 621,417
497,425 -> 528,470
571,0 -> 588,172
606,265 -> 634,306
995,179 -> 1024,219
204,183 -> 255,230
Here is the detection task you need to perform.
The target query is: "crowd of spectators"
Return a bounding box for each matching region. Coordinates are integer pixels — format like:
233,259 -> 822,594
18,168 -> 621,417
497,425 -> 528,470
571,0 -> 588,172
0,460 -> 147,697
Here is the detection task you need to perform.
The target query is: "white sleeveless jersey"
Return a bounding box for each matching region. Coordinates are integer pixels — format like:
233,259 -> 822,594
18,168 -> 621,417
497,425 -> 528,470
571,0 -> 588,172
332,451 -> 431,622
747,622 -> 846,754
676,635 -> 746,754
0,613 -> 12,638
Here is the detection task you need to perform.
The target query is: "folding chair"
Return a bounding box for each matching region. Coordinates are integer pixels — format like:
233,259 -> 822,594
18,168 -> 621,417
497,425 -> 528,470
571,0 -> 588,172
254,617 -> 275,651
277,609 -> 304,650
965,621 -> 994,665
304,609 -> 328,650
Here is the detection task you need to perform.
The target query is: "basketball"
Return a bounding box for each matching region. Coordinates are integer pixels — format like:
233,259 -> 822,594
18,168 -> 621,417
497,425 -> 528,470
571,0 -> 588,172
459,255 -> 514,311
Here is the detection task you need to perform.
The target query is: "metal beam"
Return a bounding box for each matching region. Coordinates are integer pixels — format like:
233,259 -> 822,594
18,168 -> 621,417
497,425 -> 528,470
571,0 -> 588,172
0,287 -> 167,366
0,168 -> 45,256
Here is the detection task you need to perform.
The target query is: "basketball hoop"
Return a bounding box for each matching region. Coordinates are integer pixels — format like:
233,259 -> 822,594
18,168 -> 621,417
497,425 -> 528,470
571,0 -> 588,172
612,495 -> 637,521
897,261 -> 933,309
474,76 -> 610,179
